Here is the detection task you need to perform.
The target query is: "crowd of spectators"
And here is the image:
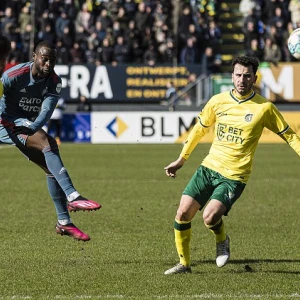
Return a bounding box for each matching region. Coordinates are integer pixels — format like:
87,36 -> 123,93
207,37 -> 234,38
1,0 -> 299,75
240,0 -> 300,64
0,0 -> 222,71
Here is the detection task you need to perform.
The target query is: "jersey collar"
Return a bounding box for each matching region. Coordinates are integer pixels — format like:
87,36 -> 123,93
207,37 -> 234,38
230,89 -> 255,103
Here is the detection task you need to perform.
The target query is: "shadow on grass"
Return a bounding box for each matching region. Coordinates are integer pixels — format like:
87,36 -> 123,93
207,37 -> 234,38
190,259 -> 300,274
194,258 -> 300,264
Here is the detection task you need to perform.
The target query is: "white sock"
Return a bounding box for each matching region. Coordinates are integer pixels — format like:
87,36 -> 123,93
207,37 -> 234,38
58,218 -> 71,225
67,191 -> 80,202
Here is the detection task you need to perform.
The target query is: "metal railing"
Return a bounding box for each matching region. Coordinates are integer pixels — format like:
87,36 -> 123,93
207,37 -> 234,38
167,74 -> 210,111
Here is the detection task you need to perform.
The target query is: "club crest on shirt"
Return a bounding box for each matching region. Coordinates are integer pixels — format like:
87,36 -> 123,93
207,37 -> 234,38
217,123 -> 227,140
245,114 -> 253,122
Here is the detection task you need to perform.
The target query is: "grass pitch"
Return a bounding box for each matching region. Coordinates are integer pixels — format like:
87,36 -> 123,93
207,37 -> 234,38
1,143 -> 300,299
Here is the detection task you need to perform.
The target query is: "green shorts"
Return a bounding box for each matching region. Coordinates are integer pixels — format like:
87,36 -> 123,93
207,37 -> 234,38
183,165 -> 246,213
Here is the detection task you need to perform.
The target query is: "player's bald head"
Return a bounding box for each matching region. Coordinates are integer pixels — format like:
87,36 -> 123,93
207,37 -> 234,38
34,41 -> 57,57
32,41 -> 57,78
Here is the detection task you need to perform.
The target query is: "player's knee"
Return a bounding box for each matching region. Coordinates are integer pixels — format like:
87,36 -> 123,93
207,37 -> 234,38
34,129 -> 48,141
203,210 -> 218,226
175,208 -> 192,222
33,131 -> 59,152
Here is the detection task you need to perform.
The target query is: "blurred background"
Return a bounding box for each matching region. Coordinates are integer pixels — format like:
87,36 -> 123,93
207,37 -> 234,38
1,0 -> 299,143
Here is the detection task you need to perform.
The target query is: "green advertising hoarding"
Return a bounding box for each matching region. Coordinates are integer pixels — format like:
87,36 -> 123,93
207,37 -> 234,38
212,75 -> 233,94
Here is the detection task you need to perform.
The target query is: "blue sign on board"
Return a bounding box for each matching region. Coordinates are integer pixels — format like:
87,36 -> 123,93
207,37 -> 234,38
48,113 -> 91,143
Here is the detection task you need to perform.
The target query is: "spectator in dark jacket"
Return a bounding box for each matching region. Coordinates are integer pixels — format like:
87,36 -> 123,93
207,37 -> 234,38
131,39 -> 144,63
113,36 -> 131,64
70,42 -> 86,63
38,23 -> 56,44
37,9 -> 54,34
90,21 -> 107,46
1,7 -> 17,36
95,8 -> 113,30
6,40 -> 23,69
134,2 -> 149,32
20,24 -> 32,59
116,6 -> 129,32
56,40 -> 71,64
178,5 -> 194,45
59,26 -> 74,49
243,20 -> 260,50
201,46 -> 221,75
124,0 -> 137,19
77,95 -> 92,112
143,43 -> 158,66
106,0 -> 120,23
245,38 -> 264,61
204,20 -> 222,51
55,11 -> 73,39
98,37 -> 114,64
124,20 -> 141,46
160,38 -> 175,63
263,37 -> 282,64
180,37 -> 200,64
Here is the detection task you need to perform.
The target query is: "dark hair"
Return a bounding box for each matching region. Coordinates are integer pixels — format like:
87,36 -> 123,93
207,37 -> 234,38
231,55 -> 259,74
34,41 -> 56,53
0,35 -> 11,57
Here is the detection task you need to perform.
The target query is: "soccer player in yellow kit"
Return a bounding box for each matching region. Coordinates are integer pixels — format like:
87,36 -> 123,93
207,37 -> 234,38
164,55 -> 300,274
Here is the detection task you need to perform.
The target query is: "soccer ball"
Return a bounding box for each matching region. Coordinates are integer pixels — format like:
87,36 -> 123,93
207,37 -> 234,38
288,28 -> 300,59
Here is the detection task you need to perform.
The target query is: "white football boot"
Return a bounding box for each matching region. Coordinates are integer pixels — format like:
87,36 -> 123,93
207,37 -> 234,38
216,234 -> 230,267
164,263 -> 192,275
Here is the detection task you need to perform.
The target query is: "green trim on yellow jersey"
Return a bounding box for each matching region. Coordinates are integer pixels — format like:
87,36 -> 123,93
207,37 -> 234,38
230,89 -> 256,103
280,127 -> 300,156
277,126 -> 290,135
197,116 -> 209,128
180,90 -> 299,183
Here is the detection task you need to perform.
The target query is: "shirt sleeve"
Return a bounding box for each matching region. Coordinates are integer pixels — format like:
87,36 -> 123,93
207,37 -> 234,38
264,102 -> 300,156
28,74 -> 62,132
29,95 -> 59,132
180,120 -> 210,160
197,97 -> 216,127
180,99 -> 216,160
263,102 -> 289,134
279,127 -> 300,156
1,71 -> 13,92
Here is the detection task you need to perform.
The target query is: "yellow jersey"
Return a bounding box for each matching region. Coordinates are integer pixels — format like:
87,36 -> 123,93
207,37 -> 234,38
180,89 -> 300,183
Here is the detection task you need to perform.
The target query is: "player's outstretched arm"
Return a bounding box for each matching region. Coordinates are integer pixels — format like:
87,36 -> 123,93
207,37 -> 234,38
280,127 -> 300,155
164,120 -> 209,178
164,157 -> 186,178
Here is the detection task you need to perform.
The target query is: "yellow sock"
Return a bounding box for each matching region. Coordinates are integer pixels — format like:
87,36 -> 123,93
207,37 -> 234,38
174,219 -> 191,267
205,218 -> 226,243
